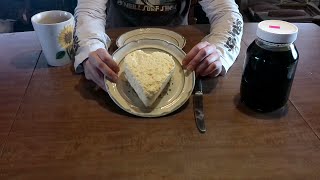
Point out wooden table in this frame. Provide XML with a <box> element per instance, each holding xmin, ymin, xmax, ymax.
<box><xmin>0</xmin><ymin>23</ymin><xmax>320</xmax><ymax>179</ymax></box>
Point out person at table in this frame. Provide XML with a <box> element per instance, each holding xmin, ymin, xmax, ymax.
<box><xmin>73</xmin><ymin>0</ymin><xmax>243</xmax><ymax>90</ymax></box>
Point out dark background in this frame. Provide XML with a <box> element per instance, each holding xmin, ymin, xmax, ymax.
<box><xmin>0</xmin><ymin>0</ymin><xmax>319</xmax><ymax>33</ymax></box>
<box><xmin>0</xmin><ymin>0</ymin><xmax>77</xmax><ymax>32</ymax></box>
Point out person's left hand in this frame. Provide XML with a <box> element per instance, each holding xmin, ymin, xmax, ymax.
<box><xmin>182</xmin><ymin>41</ymin><xmax>222</xmax><ymax>77</ymax></box>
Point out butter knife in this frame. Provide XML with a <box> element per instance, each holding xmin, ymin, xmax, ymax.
<box><xmin>193</xmin><ymin>78</ymin><xmax>206</xmax><ymax>133</ymax></box>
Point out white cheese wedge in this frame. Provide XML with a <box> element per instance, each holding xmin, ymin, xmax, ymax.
<box><xmin>124</xmin><ymin>50</ymin><xmax>175</xmax><ymax>107</ymax></box>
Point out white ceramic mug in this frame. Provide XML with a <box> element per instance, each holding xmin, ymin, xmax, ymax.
<box><xmin>31</xmin><ymin>10</ymin><xmax>75</xmax><ymax>66</ymax></box>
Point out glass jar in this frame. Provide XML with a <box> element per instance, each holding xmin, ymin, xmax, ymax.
<box><xmin>240</xmin><ymin>20</ymin><xmax>299</xmax><ymax>113</ymax></box>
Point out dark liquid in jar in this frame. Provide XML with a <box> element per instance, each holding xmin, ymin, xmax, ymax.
<box><xmin>240</xmin><ymin>39</ymin><xmax>299</xmax><ymax>112</ymax></box>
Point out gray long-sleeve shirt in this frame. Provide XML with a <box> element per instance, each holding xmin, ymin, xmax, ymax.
<box><xmin>74</xmin><ymin>0</ymin><xmax>243</xmax><ymax>74</ymax></box>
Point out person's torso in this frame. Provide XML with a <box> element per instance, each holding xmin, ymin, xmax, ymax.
<box><xmin>106</xmin><ymin>0</ymin><xmax>191</xmax><ymax>28</ymax></box>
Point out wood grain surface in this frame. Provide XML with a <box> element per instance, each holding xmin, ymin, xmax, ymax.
<box><xmin>0</xmin><ymin>32</ymin><xmax>41</xmax><ymax>151</ymax></box>
<box><xmin>0</xmin><ymin>24</ymin><xmax>320</xmax><ymax>179</ymax></box>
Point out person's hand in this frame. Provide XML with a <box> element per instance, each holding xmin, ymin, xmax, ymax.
<box><xmin>182</xmin><ymin>41</ymin><xmax>222</xmax><ymax>77</ymax></box>
<box><xmin>83</xmin><ymin>48</ymin><xmax>120</xmax><ymax>91</ymax></box>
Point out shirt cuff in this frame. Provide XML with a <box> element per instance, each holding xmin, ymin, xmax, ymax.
<box><xmin>219</xmin><ymin>55</ymin><xmax>229</xmax><ymax>76</ymax></box>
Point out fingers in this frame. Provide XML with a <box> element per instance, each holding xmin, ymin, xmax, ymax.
<box><xmin>207</xmin><ymin>68</ymin><xmax>222</xmax><ymax>78</ymax></box>
<box><xmin>96</xmin><ymin>48</ymin><xmax>120</xmax><ymax>74</ymax></box>
<box><xmin>202</xmin><ymin>60</ymin><xmax>222</xmax><ymax>77</ymax></box>
<box><xmin>195</xmin><ymin>51</ymin><xmax>220</xmax><ymax>76</ymax></box>
<box><xmin>88</xmin><ymin>49</ymin><xmax>118</xmax><ymax>82</ymax></box>
<box><xmin>84</xmin><ymin>60</ymin><xmax>92</xmax><ymax>80</ymax></box>
<box><xmin>183</xmin><ymin>42</ymin><xmax>222</xmax><ymax>77</ymax></box>
<box><xmin>182</xmin><ymin>41</ymin><xmax>210</xmax><ymax>68</ymax></box>
<box><xmin>83</xmin><ymin>48</ymin><xmax>119</xmax><ymax>92</ymax></box>
<box><xmin>84</xmin><ymin>60</ymin><xmax>106</xmax><ymax>91</ymax></box>
<box><xmin>186</xmin><ymin>44</ymin><xmax>216</xmax><ymax>71</ymax></box>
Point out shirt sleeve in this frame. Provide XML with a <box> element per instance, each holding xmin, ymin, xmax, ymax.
<box><xmin>73</xmin><ymin>0</ymin><xmax>111</xmax><ymax>73</ymax></box>
<box><xmin>199</xmin><ymin>0</ymin><xmax>243</xmax><ymax>75</ymax></box>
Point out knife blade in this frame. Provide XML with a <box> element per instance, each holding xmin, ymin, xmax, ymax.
<box><xmin>193</xmin><ymin>78</ymin><xmax>206</xmax><ymax>133</ymax></box>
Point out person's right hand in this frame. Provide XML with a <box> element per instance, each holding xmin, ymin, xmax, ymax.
<box><xmin>83</xmin><ymin>48</ymin><xmax>120</xmax><ymax>91</ymax></box>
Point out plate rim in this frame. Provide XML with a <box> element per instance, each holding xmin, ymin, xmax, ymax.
<box><xmin>105</xmin><ymin>39</ymin><xmax>195</xmax><ymax>117</ymax></box>
<box><xmin>116</xmin><ymin>28</ymin><xmax>186</xmax><ymax>49</ymax></box>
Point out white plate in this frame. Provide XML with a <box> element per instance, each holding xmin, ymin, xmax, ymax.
<box><xmin>116</xmin><ymin>28</ymin><xmax>186</xmax><ymax>48</ymax></box>
<box><xmin>105</xmin><ymin>39</ymin><xmax>195</xmax><ymax>117</ymax></box>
